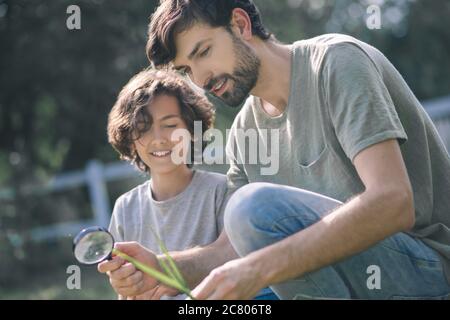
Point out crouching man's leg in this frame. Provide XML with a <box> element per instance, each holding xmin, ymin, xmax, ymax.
<box><xmin>225</xmin><ymin>183</ymin><xmax>450</xmax><ymax>300</ymax></box>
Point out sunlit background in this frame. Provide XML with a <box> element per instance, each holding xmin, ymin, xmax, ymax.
<box><xmin>1</xmin><ymin>0</ymin><xmax>449</xmax><ymax>299</ymax></box>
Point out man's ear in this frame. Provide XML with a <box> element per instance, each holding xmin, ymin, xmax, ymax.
<box><xmin>230</xmin><ymin>8</ymin><xmax>253</xmax><ymax>41</ymax></box>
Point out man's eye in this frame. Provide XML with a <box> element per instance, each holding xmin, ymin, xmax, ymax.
<box><xmin>179</xmin><ymin>68</ymin><xmax>191</xmax><ymax>76</ymax></box>
<box><xmin>199</xmin><ymin>47</ymin><xmax>210</xmax><ymax>58</ymax></box>
<box><xmin>165</xmin><ymin>124</ymin><xmax>177</xmax><ymax>128</ymax></box>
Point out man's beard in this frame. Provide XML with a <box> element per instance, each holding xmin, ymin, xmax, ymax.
<box><xmin>213</xmin><ymin>33</ymin><xmax>261</xmax><ymax>108</ymax></box>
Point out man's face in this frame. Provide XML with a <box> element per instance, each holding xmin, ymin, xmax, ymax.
<box><xmin>173</xmin><ymin>24</ymin><xmax>260</xmax><ymax>107</ymax></box>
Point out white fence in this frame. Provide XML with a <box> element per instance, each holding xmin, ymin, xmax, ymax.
<box><xmin>1</xmin><ymin>97</ymin><xmax>450</xmax><ymax>242</ymax></box>
<box><xmin>21</xmin><ymin>161</ymin><xmax>142</xmax><ymax>242</ymax></box>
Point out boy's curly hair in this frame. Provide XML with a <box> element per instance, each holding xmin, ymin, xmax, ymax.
<box><xmin>107</xmin><ymin>68</ymin><xmax>215</xmax><ymax>173</ymax></box>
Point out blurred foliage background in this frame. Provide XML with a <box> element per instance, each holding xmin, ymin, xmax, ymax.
<box><xmin>0</xmin><ymin>0</ymin><xmax>449</xmax><ymax>299</ymax></box>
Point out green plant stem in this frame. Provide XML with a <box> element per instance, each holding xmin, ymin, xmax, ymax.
<box><xmin>112</xmin><ymin>248</ymin><xmax>194</xmax><ymax>299</ymax></box>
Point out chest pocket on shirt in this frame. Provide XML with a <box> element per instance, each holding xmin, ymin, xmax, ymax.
<box><xmin>295</xmin><ymin>142</ymin><xmax>362</xmax><ymax>201</ymax></box>
<box><xmin>294</xmin><ymin>117</ymin><xmax>329</xmax><ymax>171</ymax></box>
<box><xmin>297</xmin><ymin>144</ymin><xmax>329</xmax><ymax>174</ymax></box>
<box><xmin>292</xmin><ymin>101</ymin><xmax>329</xmax><ymax>172</ymax></box>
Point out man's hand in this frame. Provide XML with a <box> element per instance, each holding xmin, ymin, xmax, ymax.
<box><xmin>191</xmin><ymin>257</ymin><xmax>265</xmax><ymax>300</ymax></box>
<box><xmin>97</xmin><ymin>242</ymin><xmax>162</xmax><ymax>297</ymax></box>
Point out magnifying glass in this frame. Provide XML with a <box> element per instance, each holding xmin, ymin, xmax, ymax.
<box><xmin>72</xmin><ymin>226</ymin><xmax>194</xmax><ymax>299</ymax></box>
<box><xmin>73</xmin><ymin>226</ymin><xmax>114</xmax><ymax>265</ymax></box>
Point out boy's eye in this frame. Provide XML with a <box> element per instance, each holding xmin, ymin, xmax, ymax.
<box><xmin>165</xmin><ymin>124</ymin><xmax>177</xmax><ymax>128</ymax></box>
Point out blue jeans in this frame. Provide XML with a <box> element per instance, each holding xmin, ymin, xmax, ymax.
<box><xmin>254</xmin><ymin>287</ymin><xmax>279</xmax><ymax>300</ymax></box>
<box><xmin>225</xmin><ymin>183</ymin><xmax>450</xmax><ymax>300</ymax></box>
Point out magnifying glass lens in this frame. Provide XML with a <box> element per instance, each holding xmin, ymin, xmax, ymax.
<box><xmin>73</xmin><ymin>227</ymin><xmax>114</xmax><ymax>265</ymax></box>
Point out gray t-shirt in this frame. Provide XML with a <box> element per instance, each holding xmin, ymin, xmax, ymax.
<box><xmin>109</xmin><ymin>169</ymin><xmax>228</xmax><ymax>254</ymax></box>
<box><xmin>226</xmin><ymin>34</ymin><xmax>450</xmax><ymax>282</ymax></box>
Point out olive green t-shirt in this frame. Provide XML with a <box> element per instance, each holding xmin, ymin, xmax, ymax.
<box><xmin>226</xmin><ymin>34</ymin><xmax>450</xmax><ymax>283</ymax></box>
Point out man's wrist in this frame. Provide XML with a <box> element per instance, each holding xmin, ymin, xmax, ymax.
<box><xmin>246</xmin><ymin>249</ymin><xmax>278</xmax><ymax>287</ymax></box>
<box><xmin>246</xmin><ymin>243</ymin><xmax>300</xmax><ymax>286</ymax></box>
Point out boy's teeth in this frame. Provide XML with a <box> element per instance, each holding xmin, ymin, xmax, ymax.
<box><xmin>152</xmin><ymin>151</ymin><xmax>170</xmax><ymax>157</ymax></box>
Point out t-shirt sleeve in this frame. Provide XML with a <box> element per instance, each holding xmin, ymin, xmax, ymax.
<box><xmin>108</xmin><ymin>197</ymin><xmax>125</xmax><ymax>242</ymax></box>
<box><xmin>321</xmin><ymin>43</ymin><xmax>408</xmax><ymax>162</ymax></box>
<box><xmin>215</xmin><ymin>180</ymin><xmax>230</xmax><ymax>233</ymax></box>
<box><xmin>225</xmin><ymin>123</ymin><xmax>249</xmax><ymax>194</ymax></box>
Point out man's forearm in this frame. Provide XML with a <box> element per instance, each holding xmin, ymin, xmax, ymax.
<box><xmin>158</xmin><ymin>232</ymin><xmax>239</xmax><ymax>289</ymax></box>
<box><xmin>249</xmin><ymin>188</ymin><xmax>414</xmax><ymax>287</ymax></box>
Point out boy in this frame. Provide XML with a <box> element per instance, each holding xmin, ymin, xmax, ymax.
<box><xmin>106</xmin><ymin>69</ymin><xmax>229</xmax><ymax>299</ymax></box>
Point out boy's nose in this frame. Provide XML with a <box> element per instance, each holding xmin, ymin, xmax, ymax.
<box><xmin>150</xmin><ymin>130</ymin><xmax>169</xmax><ymax>147</ymax></box>
<box><xmin>153</xmin><ymin>139</ymin><xmax>169</xmax><ymax>148</ymax></box>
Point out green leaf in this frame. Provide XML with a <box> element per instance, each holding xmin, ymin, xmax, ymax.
<box><xmin>148</xmin><ymin>226</ymin><xmax>187</xmax><ymax>288</ymax></box>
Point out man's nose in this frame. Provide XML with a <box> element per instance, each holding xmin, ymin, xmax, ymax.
<box><xmin>191</xmin><ymin>66</ymin><xmax>212</xmax><ymax>90</ymax></box>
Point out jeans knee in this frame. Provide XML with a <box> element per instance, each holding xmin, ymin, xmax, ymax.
<box><xmin>224</xmin><ymin>183</ymin><xmax>282</xmax><ymax>255</ymax></box>
<box><xmin>225</xmin><ymin>183</ymin><xmax>275</xmax><ymax>233</ymax></box>
<box><xmin>224</xmin><ymin>183</ymin><xmax>331</xmax><ymax>256</ymax></box>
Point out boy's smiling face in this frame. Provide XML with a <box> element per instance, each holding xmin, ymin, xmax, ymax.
<box><xmin>133</xmin><ymin>94</ymin><xmax>190</xmax><ymax>174</ymax></box>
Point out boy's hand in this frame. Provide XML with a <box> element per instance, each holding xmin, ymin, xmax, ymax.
<box><xmin>132</xmin><ymin>285</ymin><xmax>180</xmax><ymax>300</ymax></box>
<box><xmin>97</xmin><ymin>242</ymin><xmax>161</xmax><ymax>296</ymax></box>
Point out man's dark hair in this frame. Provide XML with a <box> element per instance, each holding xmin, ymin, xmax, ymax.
<box><xmin>147</xmin><ymin>0</ymin><xmax>271</xmax><ymax>67</ymax></box>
